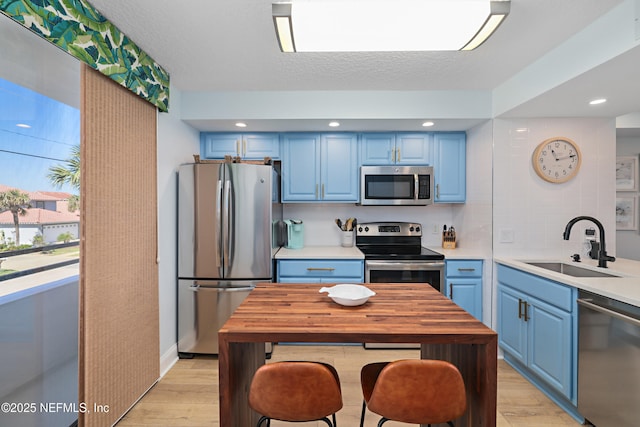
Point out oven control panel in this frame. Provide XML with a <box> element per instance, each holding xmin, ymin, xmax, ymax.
<box><xmin>356</xmin><ymin>222</ymin><xmax>422</xmax><ymax>237</ymax></box>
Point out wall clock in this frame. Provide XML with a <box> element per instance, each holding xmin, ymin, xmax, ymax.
<box><xmin>532</xmin><ymin>137</ymin><xmax>582</xmax><ymax>183</ymax></box>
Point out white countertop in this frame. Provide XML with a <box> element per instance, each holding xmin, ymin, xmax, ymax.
<box><xmin>495</xmin><ymin>257</ymin><xmax>640</xmax><ymax>307</ymax></box>
<box><xmin>275</xmin><ymin>246</ymin><xmax>365</xmax><ymax>259</ymax></box>
<box><xmin>430</xmin><ymin>247</ymin><xmax>486</xmax><ymax>259</ymax></box>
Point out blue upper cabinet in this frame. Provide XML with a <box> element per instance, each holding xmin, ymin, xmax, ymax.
<box><xmin>396</xmin><ymin>133</ymin><xmax>433</xmax><ymax>164</ymax></box>
<box><xmin>282</xmin><ymin>133</ymin><xmax>359</xmax><ymax>202</ymax></box>
<box><xmin>281</xmin><ymin>134</ymin><xmax>321</xmax><ymax>201</ymax></box>
<box><xmin>201</xmin><ymin>133</ymin><xmax>280</xmax><ymax>160</ymax></box>
<box><xmin>433</xmin><ymin>132</ymin><xmax>466</xmax><ymax>203</ymax></box>
<box><xmin>361</xmin><ymin>133</ymin><xmax>432</xmax><ymax>165</ymax></box>
<box><xmin>360</xmin><ymin>133</ymin><xmax>396</xmax><ymax>165</ymax></box>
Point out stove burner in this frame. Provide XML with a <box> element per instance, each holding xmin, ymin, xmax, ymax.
<box><xmin>355</xmin><ymin>221</ymin><xmax>444</xmax><ymax>261</ymax></box>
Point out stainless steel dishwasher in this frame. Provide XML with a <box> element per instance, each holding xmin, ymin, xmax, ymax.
<box><xmin>578</xmin><ymin>290</ymin><xmax>640</xmax><ymax>427</ymax></box>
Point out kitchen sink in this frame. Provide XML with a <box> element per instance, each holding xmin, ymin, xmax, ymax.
<box><xmin>525</xmin><ymin>262</ymin><xmax>621</xmax><ymax>278</ymax></box>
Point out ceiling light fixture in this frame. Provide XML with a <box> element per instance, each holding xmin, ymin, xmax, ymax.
<box><xmin>272</xmin><ymin>0</ymin><xmax>510</xmax><ymax>53</ymax></box>
<box><xmin>589</xmin><ymin>98</ymin><xmax>607</xmax><ymax>105</ymax></box>
<box><xmin>328</xmin><ymin>121</ymin><xmax>340</xmax><ymax>127</ymax></box>
<box><xmin>422</xmin><ymin>121</ymin><xmax>435</xmax><ymax>127</ymax></box>
<box><xmin>235</xmin><ymin>122</ymin><xmax>247</xmax><ymax>128</ymax></box>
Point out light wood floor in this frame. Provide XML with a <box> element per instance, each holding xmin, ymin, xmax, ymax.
<box><xmin>117</xmin><ymin>344</ymin><xmax>582</xmax><ymax>427</ymax></box>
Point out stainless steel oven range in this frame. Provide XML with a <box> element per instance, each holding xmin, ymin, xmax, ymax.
<box><xmin>356</xmin><ymin>221</ymin><xmax>445</xmax><ymax>349</ymax></box>
<box><xmin>356</xmin><ymin>221</ymin><xmax>444</xmax><ymax>289</ymax></box>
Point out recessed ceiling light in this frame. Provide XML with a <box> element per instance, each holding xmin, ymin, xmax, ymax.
<box><xmin>16</xmin><ymin>123</ymin><xmax>31</xmax><ymax>128</ymax></box>
<box><xmin>329</xmin><ymin>121</ymin><xmax>340</xmax><ymax>127</ymax></box>
<box><xmin>589</xmin><ymin>98</ymin><xmax>607</xmax><ymax>105</ymax></box>
<box><xmin>422</xmin><ymin>121</ymin><xmax>435</xmax><ymax>127</ymax></box>
<box><xmin>235</xmin><ymin>122</ymin><xmax>247</xmax><ymax>128</ymax></box>
<box><xmin>515</xmin><ymin>127</ymin><xmax>528</xmax><ymax>133</ymax></box>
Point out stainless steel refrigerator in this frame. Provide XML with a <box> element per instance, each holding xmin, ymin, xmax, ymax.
<box><xmin>177</xmin><ymin>162</ymin><xmax>273</xmax><ymax>356</ymax></box>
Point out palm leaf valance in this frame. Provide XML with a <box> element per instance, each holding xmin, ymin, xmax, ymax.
<box><xmin>0</xmin><ymin>0</ymin><xmax>170</xmax><ymax>112</ymax></box>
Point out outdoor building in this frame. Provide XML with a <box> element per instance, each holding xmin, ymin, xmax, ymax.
<box><xmin>0</xmin><ymin>184</ymin><xmax>79</xmax><ymax>246</ymax></box>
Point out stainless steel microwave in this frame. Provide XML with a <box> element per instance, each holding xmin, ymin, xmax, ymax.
<box><xmin>360</xmin><ymin>165</ymin><xmax>434</xmax><ymax>206</ymax></box>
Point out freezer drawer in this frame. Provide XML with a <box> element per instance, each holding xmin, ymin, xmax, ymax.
<box><xmin>178</xmin><ymin>280</ymin><xmax>253</xmax><ymax>355</ymax></box>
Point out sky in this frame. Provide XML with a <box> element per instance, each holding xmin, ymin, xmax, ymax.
<box><xmin>0</xmin><ymin>77</ymin><xmax>79</xmax><ymax>193</ymax></box>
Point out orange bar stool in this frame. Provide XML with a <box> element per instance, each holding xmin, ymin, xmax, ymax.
<box><xmin>249</xmin><ymin>361</ymin><xmax>343</xmax><ymax>427</ymax></box>
<box><xmin>359</xmin><ymin>359</ymin><xmax>467</xmax><ymax>427</ymax></box>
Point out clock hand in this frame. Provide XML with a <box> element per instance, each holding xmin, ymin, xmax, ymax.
<box><xmin>551</xmin><ymin>149</ymin><xmax>558</xmax><ymax>159</ymax></box>
<box><xmin>556</xmin><ymin>154</ymin><xmax>577</xmax><ymax>161</ymax></box>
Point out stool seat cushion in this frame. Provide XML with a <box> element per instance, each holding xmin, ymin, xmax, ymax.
<box><xmin>361</xmin><ymin>359</ymin><xmax>466</xmax><ymax>425</ymax></box>
<box><xmin>249</xmin><ymin>361</ymin><xmax>343</xmax><ymax>422</ymax></box>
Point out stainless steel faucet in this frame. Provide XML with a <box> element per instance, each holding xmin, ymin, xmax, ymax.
<box><xmin>563</xmin><ymin>216</ymin><xmax>615</xmax><ymax>268</ymax></box>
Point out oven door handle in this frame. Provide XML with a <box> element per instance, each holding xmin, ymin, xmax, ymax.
<box><xmin>366</xmin><ymin>261</ymin><xmax>445</xmax><ymax>270</ymax></box>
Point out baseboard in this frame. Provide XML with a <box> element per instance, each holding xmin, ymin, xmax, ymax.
<box><xmin>160</xmin><ymin>343</ymin><xmax>179</xmax><ymax>378</ymax></box>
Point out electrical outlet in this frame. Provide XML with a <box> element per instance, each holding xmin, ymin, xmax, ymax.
<box><xmin>432</xmin><ymin>224</ymin><xmax>440</xmax><ymax>234</ymax></box>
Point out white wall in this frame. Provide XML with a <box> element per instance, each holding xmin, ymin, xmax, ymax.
<box><xmin>156</xmin><ymin>86</ymin><xmax>200</xmax><ymax>373</ymax></box>
<box><xmin>493</xmin><ymin>118</ymin><xmax>616</xmax><ymax>259</ymax></box>
<box><xmin>616</xmin><ymin>135</ymin><xmax>640</xmax><ymax>260</ymax></box>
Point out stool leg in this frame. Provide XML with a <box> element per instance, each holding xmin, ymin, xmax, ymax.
<box><xmin>333</xmin><ymin>412</ymin><xmax>337</xmax><ymax>426</ymax></box>
<box><xmin>377</xmin><ymin>417</ymin><xmax>389</xmax><ymax>427</ymax></box>
<box><xmin>359</xmin><ymin>401</ymin><xmax>366</xmax><ymax>427</ymax></box>
<box><xmin>320</xmin><ymin>416</ymin><xmax>333</xmax><ymax>427</ymax></box>
<box><xmin>256</xmin><ymin>415</ymin><xmax>269</xmax><ymax>427</ymax></box>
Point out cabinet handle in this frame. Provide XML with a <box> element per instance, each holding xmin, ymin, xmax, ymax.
<box><xmin>236</xmin><ymin>140</ymin><xmax>241</xmax><ymax>156</ymax></box>
<box><xmin>243</xmin><ymin>139</ymin><xmax>247</xmax><ymax>157</ymax></box>
<box><xmin>315</xmin><ymin>184</ymin><xmax>318</xmax><ymax>198</ymax></box>
<box><xmin>518</xmin><ymin>298</ymin><xmax>524</xmax><ymax>319</ymax></box>
<box><xmin>307</xmin><ymin>267</ymin><xmax>335</xmax><ymax>271</ymax></box>
<box><xmin>397</xmin><ymin>147</ymin><xmax>401</xmax><ymax>162</ymax></box>
<box><xmin>523</xmin><ymin>302</ymin><xmax>530</xmax><ymax>322</ymax></box>
<box><xmin>322</xmin><ymin>183</ymin><xmax>325</xmax><ymax>199</ymax></box>
<box><xmin>449</xmin><ymin>283</ymin><xmax>453</xmax><ymax>299</ymax></box>
<box><xmin>391</xmin><ymin>149</ymin><xmax>395</xmax><ymax>163</ymax></box>
<box><xmin>436</xmin><ymin>183</ymin><xmax>440</xmax><ymax>199</ymax></box>
<box><xmin>457</xmin><ymin>268</ymin><xmax>476</xmax><ymax>272</ymax></box>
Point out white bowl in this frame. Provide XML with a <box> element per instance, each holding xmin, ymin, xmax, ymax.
<box><xmin>319</xmin><ymin>284</ymin><xmax>375</xmax><ymax>306</ymax></box>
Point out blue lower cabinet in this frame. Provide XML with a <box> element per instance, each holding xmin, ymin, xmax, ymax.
<box><xmin>445</xmin><ymin>260</ymin><xmax>482</xmax><ymax>320</ymax></box>
<box><xmin>277</xmin><ymin>259</ymin><xmax>364</xmax><ymax>283</ymax></box>
<box><xmin>497</xmin><ymin>264</ymin><xmax>582</xmax><ymax>423</ymax></box>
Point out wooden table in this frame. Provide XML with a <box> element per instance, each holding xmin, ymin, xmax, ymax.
<box><xmin>218</xmin><ymin>283</ymin><xmax>497</xmax><ymax>427</ymax></box>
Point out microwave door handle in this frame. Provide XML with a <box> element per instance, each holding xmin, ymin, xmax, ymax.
<box><xmin>414</xmin><ymin>174</ymin><xmax>419</xmax><ymax>200</ymax></box>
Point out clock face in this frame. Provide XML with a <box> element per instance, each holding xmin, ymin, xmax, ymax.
<box><xmin>532</xmin><ymin>137</ymin><xmax>582</xmax><ymax>183</ymax></box>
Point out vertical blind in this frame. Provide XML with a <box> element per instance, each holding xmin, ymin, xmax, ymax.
<box><xmin>79</xmin><ymin>64</ymin><xmax>159</xmax><ymax>426</ymax></box>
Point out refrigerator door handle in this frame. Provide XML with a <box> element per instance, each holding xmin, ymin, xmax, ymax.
<box><xmin>216</xmin><ymin>179</ymin><xmax>223</xmax><ymax>274</ymax></box>
<box><xmin>223</xmin><ymin>179</ymin><xmax>231</xmax><ymax>272</ymax></box>
<box><xmin>189</xmin><ymin>284</ymin><xmax>254</xmax><ymax>292</ymax></box>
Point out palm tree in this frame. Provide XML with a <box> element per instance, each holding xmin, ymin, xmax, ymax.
<box><xmin>48</xmin><ymin>144</ymin><xmax>80</xmax><ymax>189</ymax></box>
<box><xmin>0</xmin><ymin>189</ymin><xmax>31</xmax><ymax>246</ymax></box>
<box><xmin>48</xmin><ymin>144</ymin><xmax>80</xmax><ymax>211</ymax></box>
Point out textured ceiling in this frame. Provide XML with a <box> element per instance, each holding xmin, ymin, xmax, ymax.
<box><xmin>87</xmin><ymin>0</ymin><xmax>622</xmax><ymax>92</ymax></box>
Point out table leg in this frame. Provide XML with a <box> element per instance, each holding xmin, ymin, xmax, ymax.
<box><xmin>421</xmin><ymin>338</ymin><xmax>497</xmax><ymax>427</ymax></box>
<box><xmin>218</xmin><ymin>338</ymin><xmax>265</xmax><ymax>427</ymax></box>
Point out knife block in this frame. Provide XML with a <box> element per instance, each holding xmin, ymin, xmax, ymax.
<box><xmin>442</xmin><ymin>232</ymin><xmax>457</xmax><ymax>249</ymax></box>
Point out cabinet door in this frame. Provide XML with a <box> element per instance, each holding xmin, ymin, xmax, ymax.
<box><xmin>433</xmin><ymin>132</ymin><xmax>466</xmax><ymax>203</ymax></box>
<box><xmin>243</xmin><ymin>133</ymin><xmax>280</xmax><ymax>159</ymax></box>
<box><xmin>321</xmin><ymin>134</ymin><xmax>359</xmax><ymax>201</ymax></box>
<box><xmin>282</xmin><ymin>134</ymin><xmax>321</xmax><ymax>201</ymax></box>
<box><xmin>396</xmin><ymin>133</ymin><xmax>432</xmax><ymax>165</ymax></box>
<box><xmin>528</xmin><ymin>297</ymin><xmax>573</xmax><ymax>399</ymax></box>
<box><xmin>360</xmin><ymin>133</ymin><xmax>396</xmax><ymax>165</ymax></box>
<box><xmin>498</xmin><ymin>286</ymin><xmax>528</xmax><ymax>365</ymax></box>
<box><xmin>201</xmin><ymin>133</ymin><xmax>241</xmax><ymax>158</ymax></box>
<box><xmin>447</xmin><ymin>278</ymin><xmax>482</xmax><ymax>320</ymax></box>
